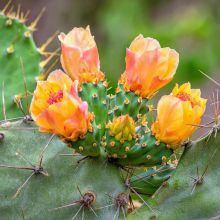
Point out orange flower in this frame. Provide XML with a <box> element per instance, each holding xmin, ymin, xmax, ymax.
<box><xmin>58</xmin><ymin>26</ymin><xmax>104</xmax><ymax>84</ymax></box>
<box><xmin>151</xmin><ymin>83</ymin><xmax>207</xmax><ymax>149</ymax></box>
<box><xmin>30</xmin><ymin>69</ymin><xmax>92</xmax><ymax>141</ymax></box>
<box><xmin>120</xmin><ymin>35</ymin><xmax>179</xmax><ymax>98</ymax></box>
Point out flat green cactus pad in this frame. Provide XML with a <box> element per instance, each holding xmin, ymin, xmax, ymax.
<box><xmin>0</xmin><ymin>121</ymin><xmax>126</xmax><ymax>220</ymax></box>
<box><xmin>0</xmin><ymin>14</ymin><xmax>41</xmax><ymax>118</ymax></box>
<box><xmin>129</xmin><ymin>131</ymin><xmax>220</xmax><ymax>219</ymax></box>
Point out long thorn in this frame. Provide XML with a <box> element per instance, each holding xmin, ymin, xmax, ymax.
<box><xmin>210</xmin><ymin>214</ymin><xmax>220</xmax><ymax>220</ymax></box>
<box><xmin>40</xmin><ymin>170</ymin><xmax>49</xmax><ymax>177</ymax></box>
<box><xmin>15</xmin><ymin>151</ymin><xmax>34</xmax><ymax>167</ymax></box>
<box><xmin>72</xmin><ymin>205</ymin><xmax>83</xmax><ymax>220</ymax></box>
<box><xmin>191</xmin><ymin>183</ymin><xmax>197</xmax><ymax>195</ymax></box>
<box><xmin>39</xmin><ymin>31</ymin><xmax>59</xmax><ymax>53</ymax></box>
<box><xmin>13</xmin><ymin>172</ymin><xmax>35</xmax><ymax>198</ymax></box>
<box><xmin>199</xmin><ymin>70</ymin><xmax>220</xmax><ymax>87</ymax></box>
<box><xmin>29</xmin><ymin>8</ymin><xmax>46</xmax><ymax>31</ymax></box>
<box><xmin>0</xmin><ymin>127</ymin><xmax>38</xmax><ymax>130</ymax></box>
<box><xmin>0</xmin><ymin>165</ymin><xmax>34</xmax><ymax>170</ymax></box>
<box><xmin>49</xmin><ymin>202</ymin><xmax>78</xmax><ymax>211</ymax></box>
<box><xmin>44</xmin><ymin>58</ymin><xmax>59</xmax><ymax>76</ymax></box>
<box><xmin>2</xmin><ymin>81</ymin><xmax>6</xmax><ymax>122</ymax></box>
<box><xmin>82</xmin><ymin>207</ymin><xmax>84</xmax><ymax>220</ymax></box>
<box><xmin>59</xmin><ymin>153</ymin><xmax>81</xmax><ymax>156</ymax></box>
<box><xmin>89</xmin><ymin>206</ymin><xmax>99</xmax><ymax>218</ymax></box>
<box><xmin>130</xmin><ymin>186</ymin><xmax>156</xmax><ymax>215</ymax></box>
<box><xmin>201</xmin><ymin>149</ymin><xmax>217</xmax><ymax>177</ymax></box>
<box><xmin>1</xmin><ymin>0</ymin><xmax>12</xmax><ymax>14</ymax></box>
<box><xmin>0</xmin><ymin>116</ymin><xmax>24</xmax><ymax>123</ymax></box>
<box><xmin>20</xmin><ymin>57</ymin><xmax>29</xmax><ymax>113</ymax></box>
<box><xmin>16</xmin><ymin>4</ymin><xmax>21</xmax><ymax>19</ymax></box>
<box><xmin>6</xmin><ymin>5</ymin><xmax>14</xmax><ymax>17</ymax></box>
<box><xmin>77</xmin><ymin>156</ymin><xmax>89</xmax><ymax>164</ymax></box>
<box><xmin>77</xmin><ymin>186</ymin><xmax>83</xmax><ymax>197</ymax></box>
<box><xmin>38</xmin><ymin>134</ymin><xmax>55</xmax><ymax>166</ymax></box>
<box><xmin>40</xmin><ymin>48</ymin><xmax>60</xmax><ymax>68</ymax></box>
<box><xmin>121</xmin><ymin>207</ymin><xmax>127</xmax><ymax>220</ymax></box>
<box><xmin>131</xmin><ymin>167</ymin><xmax>174</xmax><ymax>184</ymax></box>
<box><xmin>20</xmin><ymin>208</ymin><xmax>25</xmax><ymax>220</ymax></box>
<box><xmin>152</xmin><ymin>182</ymin><xmax>167</xmax><ymax>199</ymax></box>
<box><xmin>112</xmin><ymin>206</ymin><xmax>120</xmax><ymax>220</ymax></box>
<box><xmin>95</xmin><ymin>204</ymin><xmax>114</xmax><ymax>210</ymax></box>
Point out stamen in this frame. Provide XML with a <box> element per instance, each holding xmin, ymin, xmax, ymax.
<box><xmin>176</xmin><ymin>92</ymin><xmax>197</xmax><ymax>107</ymax></box>
<box><xmin>47</xmin><ymin>90</ymin><xmax>63</xmax><ymax>105</ymax></box>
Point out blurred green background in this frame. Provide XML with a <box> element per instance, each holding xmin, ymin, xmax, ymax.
<box><xmin>1</xmin><ymin>0</ymin><xmax>220</xmax><ymax>113</ymax></box>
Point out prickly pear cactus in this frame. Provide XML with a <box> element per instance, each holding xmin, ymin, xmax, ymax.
<box><xmin>130</xmin><ymin>122</ymin><xmax>220</xmax><ymax>220</ymax></box>
<box><xmin>0</xmin><ymin>121</ymin><xmax>127</xmax><ymax>219</ymax></box>
<box><xmin>0</xmin><ymin>2</ymin><xmax>216</xmax><ymax>220</ymax></box>
<box><xmin>0</xmin><ymin>3</ymin><xmax>56</xmax><ymax>118</ymax></box>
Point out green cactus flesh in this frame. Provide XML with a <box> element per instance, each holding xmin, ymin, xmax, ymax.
<box><xmin>0</xmin><ymin>120</ymin><xmax>128</xmax><ymax>220</ymax></box>
<box><xmin>113</xmin><ymin>126</ymin><xmax>173</xmax><ymax>166</ymax></box>
<box><xmin>108</xmin><ymin>84</ymin><xmax>149</xmax><ymax>121</ymax></box>
<box><xmin>69</xmin><ymin>81</ymin><xmax>173</xmax><ymax>167</ymax></box>
<box><xmin>0</xmin><ymin>13</ymin><xmax>41</xmax><ymax>118</ymax></box>
<box><xmin>79</xmin><ymin>82</ymin><xmax>108</xmax><ymax>136</ymax></box>
<box><xmin>129</xmin><ymin>131</ymin><xmax>220</xmax><ymax>219</ymax></box>
<box><xmin>130</xmin><ymin>164</ymin><xmax>175</xmax><ymax>196</ymax></box>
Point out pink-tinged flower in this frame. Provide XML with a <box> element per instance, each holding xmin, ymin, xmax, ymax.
<box><xmin>58</xmin><ymin>26</ymin><xmax>104</xmax><ymax>84</ymax></box>
<box><xmin>30</xmin><ymin>69</ymin><xmax>93</xmax><ymax>141</ymax></box>
<box><xmin>120</xmin><ymin>35</ymin><xmax>179</xmax><ymax>98</ymax></box>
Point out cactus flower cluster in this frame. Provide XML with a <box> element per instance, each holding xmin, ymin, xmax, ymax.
<box><xmin>31</xmin><ymin>26</ymin><xmax>206</xmax><ymax>156</ymax></box>
<box><xmin>1</xmin><ymin>4</ymin><xmax>217</xmax><ymax>219</ymax></box>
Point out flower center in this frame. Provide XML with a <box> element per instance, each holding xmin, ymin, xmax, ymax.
<box><xmin>47</xmin><ymin>90</ymin><xmax>63</xmax><ymax>105</ymax></box>
<box><xmin>176</xmin><ymin>92</ymin><xmax>197</xmax><ymax>107</ymax></box>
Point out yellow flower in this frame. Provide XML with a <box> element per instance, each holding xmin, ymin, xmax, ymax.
<box><xmin>119</xmin><ymin>35</ymin><xmax>179</xmax><ymax>98</ymax></box>
<box><xmin>30</xmin><ymin>69</ymin><xmax>92</xmax><ymax>141</ymax></box>
<box><xmin>58</xmin><ymin>26</ymin><xmax>104</xmax><ymax>84</ymax></box>
<box><xmin>107</xmin><ymin>115</ymin><xmax>136</xmax><ymax>141</ymax></box>
<box><xmin>151</xmin><ymin>83</ymin><xmax>207</xmax><ymax>149</ymax></box>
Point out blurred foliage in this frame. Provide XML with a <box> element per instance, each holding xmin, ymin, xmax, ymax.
<box><xmin>95</xmin><ymin>0</ymin><xmax>220</xmax><ymax>91</ymax></box>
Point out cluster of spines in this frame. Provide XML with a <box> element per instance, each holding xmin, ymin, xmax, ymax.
<box><xmin>1</xmin><ymin>1</ymin><xmax>59</xmax><ymax>78</ymax></box>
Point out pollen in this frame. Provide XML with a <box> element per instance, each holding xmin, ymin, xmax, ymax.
<box><xmin>176</xmin><ymin>92</ymin><xmax>198</xmax><ymax>107</ymax></box>
<box><xmin>47</xmin><ymin>90</ymin><xmax>63</xmax><ymax>105</ymax></box>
